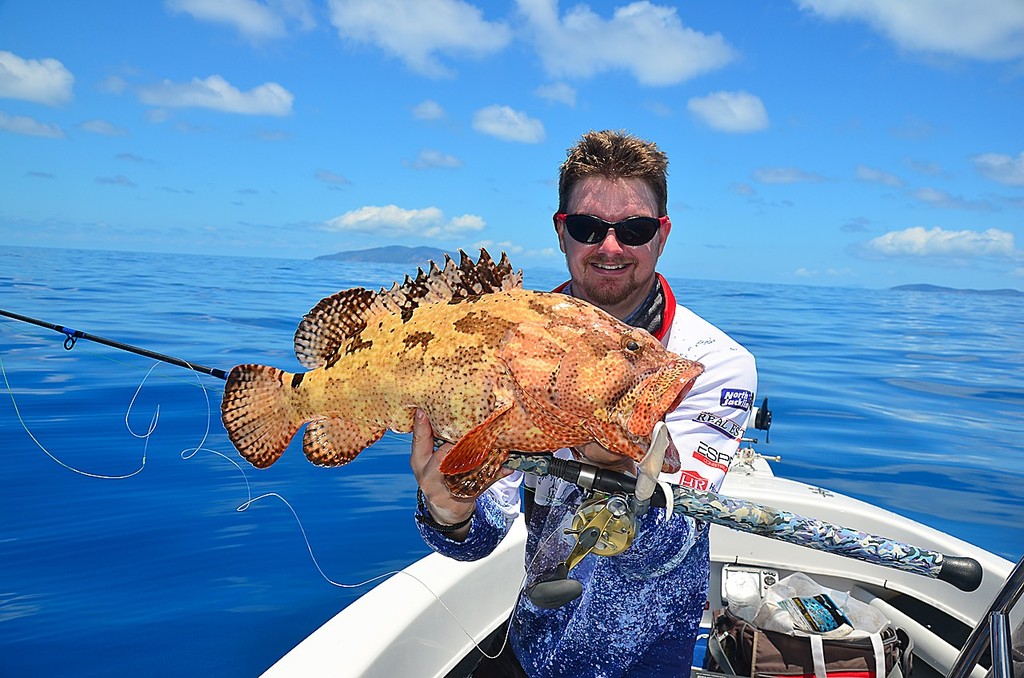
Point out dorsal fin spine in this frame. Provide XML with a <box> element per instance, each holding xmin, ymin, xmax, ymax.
<box><xmin>293</xmin><ymin>249</ymin><xmax>522</xmax><ymax>369</ymax></box>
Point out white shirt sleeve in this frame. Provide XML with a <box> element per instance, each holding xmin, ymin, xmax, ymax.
<box><xmin>660</xmin><ymin>304</ymin><xmax>758</xmax><ymax>493</ymax></box>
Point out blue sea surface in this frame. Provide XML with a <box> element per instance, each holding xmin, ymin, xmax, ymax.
<box><xmin>1</xmin><ymin>246</ymin><xmax>1022</xmax><ymax>676</ymax></box>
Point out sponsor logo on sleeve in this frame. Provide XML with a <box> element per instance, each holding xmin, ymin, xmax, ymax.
<box><xmin>720</xmin><ymin>388</ymin><xmax>753</xmax><ymax>411</ymax></box>
<box><xmin>693</xmin><ymin>411</ymin><xmax>744</xmax><ymax>439</ymax></box>
<box><xmin>692</xmin><ymin>441</ymin><xmax>730</xmax><ymax>473</ymax></box>
<box><xmin>677</xmin><ymin>470</ymin><xmax>709</xmax><ymax>491</ymax></box>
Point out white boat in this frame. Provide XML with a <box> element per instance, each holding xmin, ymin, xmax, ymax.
<box><xmin>263</xmin><ymin>418</ymin><xmax>1022</xmax><ymax>678</ymax></box>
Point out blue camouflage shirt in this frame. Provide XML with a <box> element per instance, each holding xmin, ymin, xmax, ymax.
<box><xmin>417</xmin><ymin>473</ymin><xmax>709</xmax><ymax>677</ymax></box>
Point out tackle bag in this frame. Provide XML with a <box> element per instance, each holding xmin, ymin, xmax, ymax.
<box><xmin>704</xmin><ymin>607</ymin><xmax>913</xmax><ymax>678</ymax></box>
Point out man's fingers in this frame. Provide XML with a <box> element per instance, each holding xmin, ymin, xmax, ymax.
<box><xmin>411</xmin><ymin>409</ymin><xmax>435</xmax><ymax>467</ymax></box>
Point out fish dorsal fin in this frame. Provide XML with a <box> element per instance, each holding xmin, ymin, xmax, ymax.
<box><xmin>294</xmin><ymin>249</ymin><xmax>522</xmax><ymax>369</ymax></box>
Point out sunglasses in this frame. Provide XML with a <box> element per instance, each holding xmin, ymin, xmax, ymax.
<box><xmin>554</xmin><ymin>213</ymin><xmax>669</xmax><ymax>247</ymax></box>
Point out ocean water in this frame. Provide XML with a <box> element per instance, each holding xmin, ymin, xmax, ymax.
<box><xmin>1</xmin><ymin>245</ymin><xmax>1021</xmax><ymax>677</ymax></box>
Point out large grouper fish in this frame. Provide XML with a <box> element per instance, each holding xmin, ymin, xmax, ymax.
<box><xmin>220</xmin><ymin>249</ymin><xmax>705</xmax><ymax>498</ymax></box>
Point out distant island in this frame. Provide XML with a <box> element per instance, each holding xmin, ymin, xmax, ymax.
<box><xmin>891</xmin><ymin>284</ymin><xmax>1024</xmax><ymax>297</ymax></box>
<box><xmin>315</xmin><ymin>245</ymin><xmax>450</xmax><ymax>265</ymax></box>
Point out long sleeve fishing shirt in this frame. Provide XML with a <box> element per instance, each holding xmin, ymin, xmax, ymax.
<box><xmin>416</xmin><ymin>284</ymin><xmax>758</xmax><ymax>677</ymax></box>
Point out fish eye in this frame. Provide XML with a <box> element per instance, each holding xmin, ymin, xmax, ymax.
<box><xmin>622</xmin><ymin>337</ymin><xmax>641</xmax><ymax>352</ymax></box>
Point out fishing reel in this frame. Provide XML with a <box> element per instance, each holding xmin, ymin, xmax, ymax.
<box><xmin>566</xmin><ymin>494</ymin><xmax>636</xmax><ymax>560</ymax></box>
<box><xmin>525</xmin><ymin>490</ymin><xmax>641</xmax><ymax>609</ymax></box>
<box><xmin>524</xmin><ymin>423</ymin><xmax>672</xmax><ymax>609</ymax></box>
<box><xmin>736</xmin><ymin>397</ymin><xmax>781</xmax><ymax>468</ymax></box>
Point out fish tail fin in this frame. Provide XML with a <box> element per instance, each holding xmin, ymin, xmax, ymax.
<box><xmin>221</xmin><ymin>364</ymin><xmax>303</xmax><ymax>468</ymax></box>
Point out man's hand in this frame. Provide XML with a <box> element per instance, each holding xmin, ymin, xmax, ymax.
<box><xmin>410</xmin><ymin>409</ymin><xmax>476</xmax><ymax>533</ymax></box>
<box><xmin>571</xmin><ymin>441</ymin><xmax>639</xmax><ymax>475</ymax></box>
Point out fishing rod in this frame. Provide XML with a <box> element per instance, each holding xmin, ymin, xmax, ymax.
<box><xmin>2</xmin><ymin>307</ymin><xmax>985</xmax><ymax>595</ymax></box>
<box><xmin>0</xmin><ymin>308</ymin><xmax>228</xmax><ymax>380</ymax></box>
<box><xmin>503</xmin><ymin>452</ymin><xmax>984</xmax><ymax>597</ymax></box>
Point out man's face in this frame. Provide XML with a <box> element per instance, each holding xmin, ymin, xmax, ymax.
<box><xmin>555</xmin><ymin>176</ymin><xmax>670</xmax><ymax>321</ymax></box>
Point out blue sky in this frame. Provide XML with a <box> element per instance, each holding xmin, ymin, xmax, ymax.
<box><xmin>1</xmin><ymin>0</ymin><xmax>1022</xmax><ymax>289</ymax></box>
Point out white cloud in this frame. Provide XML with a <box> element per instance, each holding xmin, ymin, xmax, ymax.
<box><xmin>753</xmin><ymin>167</ymin><xmax>825</xmax><ymax>184</ymax></box>
<box><xmin>96</xmin><ymin>175</ymin><xmax>137</xmax><ymax>188</ymax></box>
<box><xmin>0</xmin><ymin>51</ymin><xmax>74</xmax><ymax>105</ymax></box>
<box><xmin>519</xmin><ymin>0</ymin><xmax>736</xmax><ymax>86</ymax></box>
<box><xmin>0</xmin><ymin>112</ymin><xmax>64</xmax><ymax>138</ymax></box>
<box><xmin>137</xmin><ymin>75</ymin><xmax>293</xmax><ymax>116</ymax></box>
<box><xmin>472</xmin><ymin>105</ymin><xmax>545</xmax><ymax>143</ymax></box>
<box><xmin>687</xmin><ymin>91</ymin><xmax>768</xmax><ymax>133</ymax></box>
<box><xmin>166</xmin><ymin>0</ymin><xmax>315</xmax><ymax>40</ymax></box>
<box><xmin>473</xmin><ymin>239</ymin><xmax>524</xmax><ymax>256</ymax></box>
<box><xmin>863</xmin><ymin>226</ymin><xmax>1018</xmax><ymax>259</ymax></box>
<box><xmin>315</xmin><ymin>169</ymin><xmax>351</xmax><ymax>186</ymax></box>
<box><xmin>406</xmin><ymin>149</ymin><xmax>463</xmax><ymax>169</ymax></box>
<box><xmin>644</xmin><ymin>100</ymin><xmax>672</xmax><ymax>117</ymax></box>
<box><xmin>328</xmin><ymin>0</ymin><xmax>512</xmax><ymax>78</ymax></box>
<box><xmin>447</xmin><ymin>214</ymin><xmax>485</xmax><ymax>231</ymax></box>
<box><xmin>80</xmin><ymin>119</ymin><xmax>129</xmax><ymax>136</ymax></box>
<box><xmin>470</xmin><ymin>240</ymin><xmax>559</xmax><ymax>260</ymax></box>
<box><xmin>855</xmin><ymin>165</ymin><xmax>903</xmax><ymax>187</ymax></box>
<box><xmin>99</xmin><ymin>76</ymin><xmax>129</xmax><ymax>94</ymax></box>
<box><xmin>972</xmin><ymin>152</ymin><xmax>1024</xmax><ymax>187</ymax></box>
<box><xmin>908</xmin><ymin>187</ymin><xmax>993</xmax><ymax>211</ymax></box>
<box><xmin>412</xmin><ymin>99</ymin><xmax>446</xmax><ymax>120</ymax></box>
<box><xmin>324</xmin><ymin>204</ymin><xmax>485</xmax><ymax>238</ymax></box>
<box><xmin>256</xmin><ymin>128</ymin><xmax>290</xmax><ymax>141</ymax></box>
<box><xmin>904</xmin><ymin>158</ymin><xmax>945</xmax><ymax>177</ymax></box>
<box><xmin>796</xmin><ymin>0</ymin><xmax>1024</xmax><ymax>61</ymax></box>
<box><xmin>535</xmin><ymin>82</ymin><xmax>576</xmax><ymax>106</ymax></box>
<box><xmin>793</xmin><ymin>267</ymin><xmax>855</xmax><ymax>278</ymax></box>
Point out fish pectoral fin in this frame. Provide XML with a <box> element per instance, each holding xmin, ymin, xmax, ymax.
<box><xmin>438</xmin><ymin>403</ymin><xmax>514</xmax><ymax>475</ymax></box>
<box><xmin>444</xmin><ymin>449</ymin><xmax>511</xmax><ymax>499</ymax></box>
<box><xmin>302</xmin><ymin>416</ymin><xmax>385</xmax><ymax>467</ymax></box>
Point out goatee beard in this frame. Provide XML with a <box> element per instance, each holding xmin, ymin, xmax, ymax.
<box><xmin>579</xmin><ymin>258</ymin><xmax>637</xmax><ymax>307</ymax></box>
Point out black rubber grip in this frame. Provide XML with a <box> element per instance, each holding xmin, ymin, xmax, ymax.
<box><xmin>938</xmin><ymin>555</ymin><xmax>983</xmax><ymax>592</ymax></box>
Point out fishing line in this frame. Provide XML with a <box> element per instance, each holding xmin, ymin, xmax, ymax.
<box><xmin>3</xmin><ymin>310</ymin><xmax>535</xmax><ymax>659</ymax></box>
<box><xmin>0</xmin><ymin>351</ymin><xmax>151</xmax><ymax>479</ymax></box>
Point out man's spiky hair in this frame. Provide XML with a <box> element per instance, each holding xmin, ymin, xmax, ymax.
<box><xmin>558</xmin><ymin>130</ymin><xmax>669</xmax><ymax>215</ymax></box>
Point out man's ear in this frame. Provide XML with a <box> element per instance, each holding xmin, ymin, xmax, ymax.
<box><xmin>656</xmin><ymin>218</ymin><xmax>672</xmax><ymax>256</ymax></box>
<box><xmin>554</xmin><ymin>218</ymin><xmax>568</xmax><ymax>254</ymax></box>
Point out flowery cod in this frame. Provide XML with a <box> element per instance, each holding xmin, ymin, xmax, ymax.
<box><xmin>220</xmin><ymin>250</ymin><xmax>704</xmax><ymax>498</ymax></box>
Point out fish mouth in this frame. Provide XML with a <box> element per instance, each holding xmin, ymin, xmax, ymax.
<box><xmin>616</xmin><ymin>358</ymin><xmax>704</xmax><ymax>472</ymax></box>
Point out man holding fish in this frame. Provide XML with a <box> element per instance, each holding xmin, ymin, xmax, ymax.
<box><xmin>410</xmin><ymin>130</ymin><xmax>758</xmax><ymax>677</ymax></box>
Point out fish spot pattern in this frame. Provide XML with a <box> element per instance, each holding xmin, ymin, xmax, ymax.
<box><xmin>403</xmin><ymin>331</ymin><xmax>434</xmax><ymax>351</ymax></box>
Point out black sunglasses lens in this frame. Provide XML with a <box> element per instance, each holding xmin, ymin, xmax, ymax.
<box><xmin>565</xmin><ymin>215</ymin><xmax>607</xmax><ymax>244</ymax></box>
<box><xmin>564</xmin><ymin>215</ymin><xmax>659</xmax><ymax>246</ymax></box>
<box><xmin>615</xmin><ymin>217</ymin><xmax>659</xmax><ymax>246</ymax></box>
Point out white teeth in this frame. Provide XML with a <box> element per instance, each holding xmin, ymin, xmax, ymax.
<box><xmin>594</xmin><ymin>263</ymin><xmax>626</xmax><ymax>270</ymax></box>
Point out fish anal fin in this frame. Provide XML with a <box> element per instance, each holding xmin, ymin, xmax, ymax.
<box><xmin>444</xmin><ymin>449</ymin><xmax>511</xmax><ymax>499</ymax></box>
<box><xmin>302</xmin><ymin>417</ymin><xmax>385</xmax><ymax>467</ymax></box>
<box><xmin>221</xmin><ymin>364</ymin><xmax>303</xmax><ymax>469</ymax></box>
<box><xmin>438</xmin><ymin>403</ymin><xmax>514</xmax><ymax>475</ymax></box>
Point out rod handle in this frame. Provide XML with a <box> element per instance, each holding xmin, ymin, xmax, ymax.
<box><xmin>939</xmin><ymin>555</ymin><xmax>983</xmax><ymax>592</ymax></box>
